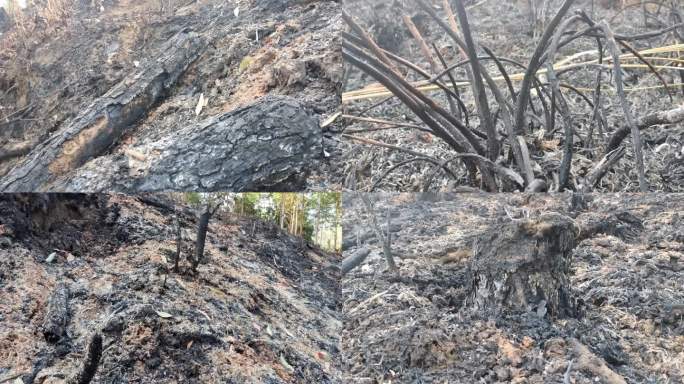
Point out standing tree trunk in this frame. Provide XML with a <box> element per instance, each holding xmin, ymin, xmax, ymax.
<box><xmin>289</xmin><ymin>195</ymin><xmax>296</xmax><ymax>234</ymax></box>
<box><xmin>466</xmin><ymin>213</ymin><xmax>579</xmax><ymax>318</ymax></box>
<box><xmin>192</xmin><ymin>204</ymin><xmax>216</xmax><ymax>273</ymax></box>
<box><xmin>383</xmin><ymin>205</ymin><xmax>396</xmax><ymax>271</ymax></box>
<box><xmin>298</xmin><ymin>196</ymin><xmax>304</xmax><ymax>237</ymax></box>
<box><xmin>334</xmin><ymin>195</ymin><xmax>340</xmax><ymax>251</ymax></box>
<box><xmin>297</xmin><ymin>195</ymin><xmax>302</xmax><ymax>236</ymax></box>
<box><xmin>173</xmin><ymin>214</ymin><xmax>182</xmax><ymax>272</ymax></box>
<box><xmin>359</xmin><ymin>194</ymin><xmax>396</xmax><ymax>272</ymax></box>
<box><xmin>291</xmin><ymin>195</ymin><xmax>299</xmax><ymax>236</ymax></box>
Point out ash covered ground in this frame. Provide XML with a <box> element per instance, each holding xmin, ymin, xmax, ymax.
<box><xmin>341</xmin><ymin>193</ymin><xmax>683</xmax><ymax>383</ymax></box>
<box><xmin>0</xmin><ymin>194</ymin><xmax>342</xmax><ymax>383</ymax></box>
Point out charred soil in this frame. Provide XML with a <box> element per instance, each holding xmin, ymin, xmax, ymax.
<box><xmin>0</xmin><ymin>194</ymin><xmax>343</xmax><ymax>383</ymax></box>
<box><xmin>341</xmin><ymin>193</ymin><xmax>683</xmax><ymax>383</ymax></box>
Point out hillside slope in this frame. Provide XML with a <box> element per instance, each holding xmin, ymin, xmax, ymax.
<box><xmin>0</xmin><ymin>194</ymin><xmax>342</xmax><ymax>383</ymax></box>
<box><xmin>0</xmin><ymin>0</ymin><xmax>341</xmax><ymax>191</ymax></box>
<box><xmin>341</xmin><ymin>193</ymin><xmax>683</xmax><ymax>383</ymax></box>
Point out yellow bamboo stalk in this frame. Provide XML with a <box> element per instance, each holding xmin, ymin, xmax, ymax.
<box><xmin>343</xmin><ymin>44</ymin><xmax>684</xmax><ymax>102</ymax></box>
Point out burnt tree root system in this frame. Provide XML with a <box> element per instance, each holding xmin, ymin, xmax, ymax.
<box><xmin>341</xmin><ymin>193</ymin><xmax>684</xmax><ymax>383</ymax></box>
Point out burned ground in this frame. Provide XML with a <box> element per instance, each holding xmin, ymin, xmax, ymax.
<box><xmin>331</xmin><ymin>0</ymin><xmax>684</xmax><ymax>192</ymax></box>
<box><xmin>341</xmin><ymin>193</ymin><xmax>683</xmax><ymax>383</ymax></box>
<box><xmin>0</xmin><ymin>0</ymin><xmax>341</xmax><ymax>191</ymax></box>
<box><xmin>0</xmin><ymin>194</ymin><xmax>342</xmax><ymax>383</ymax></box>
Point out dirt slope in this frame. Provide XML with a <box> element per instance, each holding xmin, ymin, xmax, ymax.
<box><xmin>0</xmin><ymin>194</ymin><xmax>343</xmax><ymax>383</ymax></box>
<box><xmin>341</xmin><ymin>193</ymin><xmax>683</xmax><ymax>383</ymax></box>
<box><xmin>0</xmin><ymin>0</ymin><xmax>341</xmax><ymax>191</ymax></box>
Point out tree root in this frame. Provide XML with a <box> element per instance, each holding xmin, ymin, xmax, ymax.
<box><xmin>570</xmin><ymin>338</ymin><xmax>627</xmax><ymax>384</ymax></box>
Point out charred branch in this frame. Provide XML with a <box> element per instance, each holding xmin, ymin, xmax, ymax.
<box><xmin>42</xmin><ymin>282</ymin><xmax>70</xmax><ymax>343</ymax></box>
<box><xmin>66</xmin><ymin>333</ymin><xmax>103</xmax><ymax>384</ymax></box>
<box><xmin>605</xmin><ymin>105</ymin><xmax>684</xmax><ymax>154</ymax></box>
<box><xmin>339</xmin><ymin>247</ymin><xmax>371</xmax><ymax>275</ymax></box>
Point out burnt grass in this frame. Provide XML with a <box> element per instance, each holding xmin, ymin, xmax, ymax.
<box><xmin>0</xmin><ymin>194</ymin><xmax>343</xmax><ymax>383</ymax></box>
<box><xmin>329</xmin><ymin>0</ymin><xmax>684</xmax><ymax>192</ymax></box>
<box><xmin>341</xmin><ymin>193</ymin><xmax>683</xmax><ymax>383</ymax></box>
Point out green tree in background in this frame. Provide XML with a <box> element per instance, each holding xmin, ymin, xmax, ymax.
<box><xmin>181</xmin><ymin>192</ymin><xmax>341</xmax><ymax>252</ymax></box>
<box><xmin>234</xmin><ymin>193</ymin><xmax>260</xmax><ymax>216</ymax></box>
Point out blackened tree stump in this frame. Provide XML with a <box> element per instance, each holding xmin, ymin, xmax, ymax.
<box><xmin>466</xmin><ymin>213</ymin><xmax>579</xmax><ymax>317</ymax></box>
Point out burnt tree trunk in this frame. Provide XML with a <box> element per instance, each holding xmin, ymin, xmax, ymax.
<box><xmin>466</xmin><ymin>213</ymin><xmax>579</xmax><ymax>318</ymax></box>
<box><xmin>42</xmin><ymin>282</ymin><xmax>70</xmax><ymax>343</ymax></box>
<box><xmin>0</xmin><ymin>29</ymin><xmax>205</xmax><ymax>192</ymax></box>
<box><xmin>384</xmin><ymin>205</ymin><xmax>395</xmax><ymax>270</ymax></box>
<box><xmin>173</xmin><ymin>214</ymin><xmax>182</xmax><ymax>272</ymax></box>
<box><xmin>50</xmin><ymin>96</ymin><xmax>322</xmax><ymax>192</ymax></box>
<box><xmin>192</xmin><ymin>205</ymin><xmax>216</xmax><ymax>272</ymax></box>
<box><xmin>359</xmin><ymin>194</ymin><xmax>396</xmax><ymax>272</ymax></box>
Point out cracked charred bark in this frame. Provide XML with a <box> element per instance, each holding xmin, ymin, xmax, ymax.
<box><xmin>49</xmin><ymin>96</ymin><xmax>322</xmax><ymax>192</ymax></box>
<box><xmin>0</xmin><ymin>29</ymin><xmax>205</xmax><ymax>192</ymax></box>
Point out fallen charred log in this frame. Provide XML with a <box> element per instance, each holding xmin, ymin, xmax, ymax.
<box><xmin>46</xmin><ymin>96</ymin><xmax>323</xmax><ymax>192</ymax></box>
<box><xmin>0</xmin><ymin>29</ymin><xmax>205</xmax><ymax>192</ymax></box>
<box><xmin>339</xmin><ymin>247</ymin><xmax>370</xmax><ymax>275</ymax></box>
